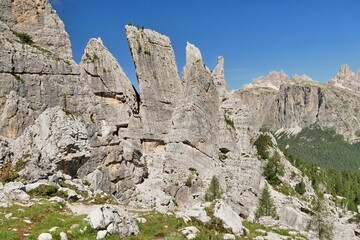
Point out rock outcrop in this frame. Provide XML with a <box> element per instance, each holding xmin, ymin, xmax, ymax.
<box><xmin>329</xmin><ymin>64</ymin><xmax>360</xmax><ymax>92</ymax></box>
<box><xmin>243</xmin><ymin>71</ymin><xmax>289</xmax><ymax>90</ymax></box>
<box><xmin>0</xmin><ymin>0</ymin><xmax>73</xmax><ymax>61</ymax></box>
<box><xmin>167</xmin><ymin>42</ymin><xmax>220</xmax><ymax>159</ymax></box>
<box><xmin>125</xmin><ymin>25</ymin><xmax>181</xmax><ymax>140</ymax></box>
<box><xmin>12</xmin><ymin>106</ymin><xmax>91</xmax><ymax>181</ymax></box>
<box><xmin>80</xmin><ymin>37</ymin><xmax>138</xmax><ymax>119</ymax></box>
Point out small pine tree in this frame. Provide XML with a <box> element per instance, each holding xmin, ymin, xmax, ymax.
<box><xmin>205</xmin><ymin>176</ymin><xmax>222</xmax><ymax>201</ymax></box>
<box><xmin>307</xmin><ymin>197</ymin><xmax>333</xmax><ymax>240</ymax></box>
<box><xmin>263</xmin><ymin>152</ymin><xmax>284</xmax><ymax>186</ymax></box>
<box><xmin>295</xmin><ymin>180</ymin><xmax>306</xmax><ymax>195</ymax></box>
<box><xmin>255</xmin><ymin>185</ymin><xmax>278</xmax><ymax>220</ymax></box>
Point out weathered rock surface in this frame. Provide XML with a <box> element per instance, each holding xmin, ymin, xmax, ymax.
<box><xmin>0</xmin><ymin>181</ymin><xmax>30</xmax><ymax>202</ymax></box>
<box><xmin>0</xmin><ymin>0</ymin><xmax>73</xmax><ymax>61</ymax></box>
<box><xmin>88</xmin><ymin>204</ymin><xmax>139</xmax><ymax>237</ymax></box>
<box><xmin>167</xmin><ymin>42</ymin><xmax>219</xmax><ymax>159</ymax></box>
<box><xmin>235</xmin><ymin>72</ymin><xmax>360</xmax><ymax>140</ymax></box>
<box><xmin>125</xmin><ymin>25</ymin><xmax>181</xmax><ymax>140</ymax></box>
<box><xmin>213</xmin><ymin>200</ymin><xmax>243</xmax><ymax>235</ymax></box>
<box><xmin>1</xmin><ymin>2</ymin><xmax>360</xmax><ymax>239</ymax></box>
<box><xmin>80</xmin><ymin>37</ymin><xmax>138</xmax><ymax>127</ymax></box>
<box><xmin>37</xmin><ymin>232</ymin><xmax>53</xmax><ymax>240</ymax></box>
<box><xmin>12</xmin><ymin>106</ymin><xmax>91</xmax><ymax>181</ymax></box>
<box><xmin>212</xmin><ymin>56</ymin><xmax>228</xmax><ymax>98</ymax></box>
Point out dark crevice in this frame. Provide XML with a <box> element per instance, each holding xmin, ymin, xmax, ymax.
<box><xmin>83</xmin><ymin>69</ymin><xmax>111</xmax><ymax>92</ymax></box>
<box><xmin>0</xmin><ymin>70</ymin><xmax>79</xmax><ymax>76</ymax></box>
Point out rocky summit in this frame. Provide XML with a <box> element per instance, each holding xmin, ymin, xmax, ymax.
<box><xmin>1</xmin><ymin>1</ymin><xmax>360</xmax><ymax>240</ymax></box>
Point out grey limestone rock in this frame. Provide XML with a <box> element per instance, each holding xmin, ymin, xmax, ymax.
<box><xmin>0</xmin><ymin>181</ymin><xmax>30</xmax><ymax>202</ymax></box>
<box><xmin>125</xmin><ymin>25</ymin><xmax>181</xmax><ymax>140</ymax></box>
<box><xmin>80</xmin><ymin>37</ymin><xmax>138</xmax><ymax>128</ymax></box>
<box><xmin>13</xmin><ymin>106</ymin><xmax>91</xmax><ymax>181</ymax></box>
<box><xmin>212</xmin><ymin>56</ymin><xmax>228</xmax><ymax>98</ymax></box>
<box><xmin>0</xmin><ymin>136</ymin><xmax>13</xmax><ymax>163</ymax></box>
<box><xmin>0</xmin><ymin>0</ymin><xmax>73</xmax><ymax>61</ymax></box>
<box><xmin>167</xmin><ymin>42</ymin><xmax>219</xmax><ymax>159</ymax></box>
<box><xmin>37</xmin><ymin>233</ymin><xmax>53</xmax><ymax>240</ymax></box>
<box><xmin>243</xmin><ymin>70</ymin><xmax>289</xmax><ymax>90</ymax></box>
<box><xmin>213</xmin><ymin>200</ymin><xmax>243</xmax><ymax>236</ymax></box>
<box><xmin>88</xmin><ymin>204</ymin><xmax>139</xmax><ymax>237</ymax></box>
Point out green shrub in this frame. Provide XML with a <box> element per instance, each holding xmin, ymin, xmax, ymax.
<box><xmin>205</xmin><ymin>176</ymin><xmax>222</xmax><ymax>201</ymax></box>
<box><xmin>0</xmin><ymin>163</ymin><xmax>19</xmax><ymax>183</ymax></box>
<box><xmin>295</xmin><ymin>180</ymin><xmax>306</xmax><ymax>195</ymax></box>
<box><xmin>254</xmin><ymin>134</ymin><xmax>273</xmax><ymax>159</ymax></box>
<box><xmin>12</xmin><ymin>30</ymin><xmax>33</xmax><ymax>44</ymax></box>
<box><xmin>28</xmin><ymin>184</ymin><xmax>66</xmax><ymax>198</ymax></box>
<box><xmin>224</xmin><ymin>114</ymin><xmax>235</xmax><ymax>130</ymax></box>
<box><xmin>275</xmin><ymin>182</ymin><xmax>297</xmax><ymax>196</ymax></box>
<box><xmin>185</xmin><ymin>176</ymin><xmax>192</xmax><ymax>187</ymax></box>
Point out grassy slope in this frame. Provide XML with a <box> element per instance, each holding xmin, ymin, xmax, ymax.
<box><xmin>0</xmin><ymin>199</ymin><xmax>306</xmax><ymax>240</ymax></box>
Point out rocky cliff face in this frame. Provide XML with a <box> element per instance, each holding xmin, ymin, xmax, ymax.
<box><xmin>235</xmin><ymin>72</ymin><xmax>360</xmax><ymax>140</ymax></box>
<box><xmin>0</xmin><ymin>0</ymin><xmax>73</xmax><ymax>61</ymax></box>
<box><xmin>1</xmin><ymin>1</ymin><xmax>360</xmax><ymax>239</ymax></box>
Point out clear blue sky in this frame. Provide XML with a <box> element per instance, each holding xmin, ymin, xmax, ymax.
<box><xmin>52</xmin><ymin>0</ymin><xmax>360</xmax><ymax>90</ymax></box>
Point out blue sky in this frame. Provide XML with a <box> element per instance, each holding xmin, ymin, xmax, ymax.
<box><xmin>52</xmin><ymin>0</ymin><xmax>360</xmax><ymax>90</ymax></box>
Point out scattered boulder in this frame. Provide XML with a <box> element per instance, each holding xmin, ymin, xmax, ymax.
<box><xmin>177</xmin><ymin>202</ymin><xmax>210</xmax><ymax>223</ymax></box>
<box><xmin>213</xmin><ymin>200</ymin><xmax>243</xmax><ymax>236</ymax></box>
<box><xmin>96</xmin><ymin>230</ymin><xmax>107</xmax><ymax>239</ymax></box>
<box><xmin>0</xmin><ymin>181</ymin><xmax>30</xmax><ymax>202</ymax></box>
<box><xmin>223</xmin><ymin>233</ymin><xmax>236</xmax><ymax>240</ymax></box>
<box><xmin>88</xmin><ymin>204</ymin><xmax>139</xmax><ymax>237</ymax></box>
<box><xmin>59</xmin><ymin>232</ymin><xmax>68</xmax><ymax>240</ymax></box>
<box><xmin>37</xmin><ymin>233</ymin><xmax>52</xmax><ymax>240</ymax></box>
<box><xmin>179</xmin><ymin>226</ymin><xmax>199</xmax><ymax>240</ymax></box>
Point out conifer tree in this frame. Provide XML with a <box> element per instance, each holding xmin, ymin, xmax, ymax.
<box><xmin>205</xmin><ymin>176</ymin><xmax>222</xmax><ymax>201</ymax></box>
<box><xmin>255</xmin><ymin>185</ymin><xmax>278</xmax><ymax>220</ymax></box>
<box><xmin>295</xmin><ymin>180</ymin><xmax>306</xmax><ymax>195</ymax></box>
<box><xmin>307</xmin><ymin>197</ymin><xmax>333</xmax><ymax>240</ymax></box>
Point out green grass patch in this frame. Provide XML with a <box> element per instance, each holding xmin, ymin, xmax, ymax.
<box><xmin>0</xmin><ymin>201</ymin><xmax>97</xmax><ymax>240</ymax></box>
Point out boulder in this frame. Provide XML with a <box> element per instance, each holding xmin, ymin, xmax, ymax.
<box><xmin>0</xmin><ymin>181</ymin><xmax>30</xmax><ymax>202</ymax></box>
<box><xmin>37</xmin><ymin>233</ymin><xmax>52</xmax><ymax>240</ymax></box>
<box><xmin>88</xmin><ymin>204</ymin><xmax>139</xmax><ymax>237</ymax></box>
<box><xmin>179</xmin><ymin>226</ymin><xmax>199</xmax><ymax>240</ymax></box>
<box><xmin>223</xmin><ymin>233</ymin><xmax>236</xmax><ymax>240</ymax></box>
<box><xmin>178</xmin><ymin>202</ymin><xmax>211</xmax><ymax>223</ymax></box>
<box><xmin>214</xmin><ymin>200</ymin><xmax>242</xmax><ymax>235</ymax></box>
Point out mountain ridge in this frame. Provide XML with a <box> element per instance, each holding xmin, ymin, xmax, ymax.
<box><xmin>0</xmin><ymin>1</ymin><xmax>360</xmax><ymax>239</ymax></box>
